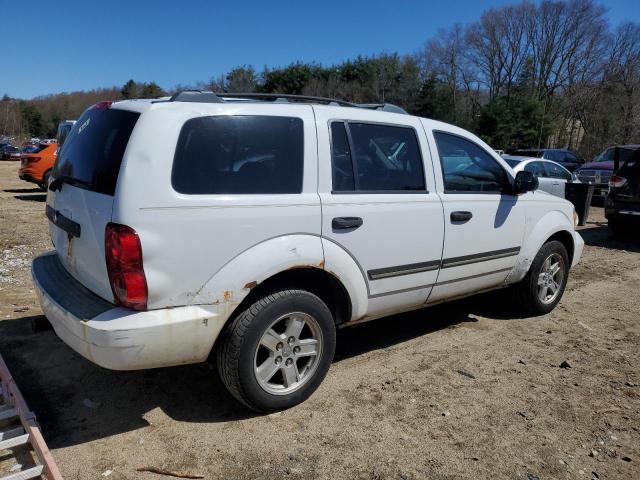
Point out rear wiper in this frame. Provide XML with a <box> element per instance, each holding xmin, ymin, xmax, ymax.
<box><xmin>49</xmin><ymin>175</ymin><xmax>92</xmax><ymax>192</ymax></box>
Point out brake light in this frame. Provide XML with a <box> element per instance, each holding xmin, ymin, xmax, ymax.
<box><xmin>29</xmin><ymin>156</ymin><xmax>41</xmax><ymax>163</ymax></box>
<box><xmin>105</xmin><ymin>223</ymin><xmax>147</xmax><ymax>310</ymax></box>
<box><xmin>94</xmin><ymin>101</ymin><xmax>113</xmax><ymax>110</ymax></box>
<box><xmin>609</xmin><ymin>175</ymin><xmax>627</xmax><ymax>188</ymax></box>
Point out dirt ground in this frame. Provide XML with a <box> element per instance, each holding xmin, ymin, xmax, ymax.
<box><xmin>0</xmin><ymin>160</ymin><xmax>638</xmax><ymax>480</ymax></box>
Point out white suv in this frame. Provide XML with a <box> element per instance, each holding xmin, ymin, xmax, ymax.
<box><xmin>32</xmin><ymin>92</ymin><xmax>584</xmax><ymax>411</ymax></box>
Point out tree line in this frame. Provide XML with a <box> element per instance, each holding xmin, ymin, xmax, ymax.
<box><xmin>2</xmin><ymin>0</ymin><xmax>638</xmax><ymax>158</ymax></box>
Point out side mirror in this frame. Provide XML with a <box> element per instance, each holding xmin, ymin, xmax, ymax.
<box><xmin>514</xmin><ymin>170</ymin><xmax>538</xmax><ymax>194</ymax></box>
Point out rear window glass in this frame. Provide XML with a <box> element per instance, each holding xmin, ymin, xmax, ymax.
<box><xmin>172</xmin><ymin>115</ymin><xmax>304</xmax><ymax>194</ymax></box>
<box><xmin>53</xmin><ymin>108</ymin><xmax>139</xmax><ymax>195</ymax></box>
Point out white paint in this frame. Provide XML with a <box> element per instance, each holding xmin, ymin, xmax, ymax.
<box><xmin>34</xmin><ymin>98</ymin><xmax>583</xmax><ymax>370</ymax></box>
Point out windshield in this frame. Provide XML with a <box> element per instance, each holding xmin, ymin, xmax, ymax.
<box><xmin>53</xmin><ymin>108</ymin><xmax>139</xmax><ymax>195</ymax></box>
<box><xmin>593</xmin><ymin>147</ymin><xmax>638</xmax><ymax>164</ymax></box>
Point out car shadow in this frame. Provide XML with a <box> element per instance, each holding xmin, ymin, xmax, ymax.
<box><xmin>577</xmin><ymin>220</ymin><xmax>640</xmax><ymax>252</ymax></box>
<box><xmin>13</xmin><ymin>194</ymin><xmax>46</xmax><ymax>202</ymax></box>
<box><xmin>0</xmin><ymin>293</ymin><xmax>513</xmax><ymax>449</ymax></box>
<box><xmin>3</xmin><ymin>188</ymin><xmax>41</xmax><ymax>194</ymax></box>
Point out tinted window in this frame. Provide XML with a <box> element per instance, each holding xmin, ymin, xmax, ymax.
<box><xmin>53</xmin><ymin>108</ymin><xmax>139</xmax><ymax>195</ymax></box>
<box><xmin>544</xmin><ymin>151</ymin><xmax>562</xmax><ymax>162</ymax></box>
<box><xmin>524</xmin><ymin>161</ymin><xmax>547</xmax><ymax>178</ymax></box>
<box><xmin>434</xmin><ymin>132</ymin><xmax>507</xmax><ymax>193</ymax></box>
<box><xmin>172</xmin><ymin>116</ymin><xmax>303</xmax><ymax>194</ymax></box>
<box><xmin>331</xmin><ymin>122</ymin><xmax>425</xmax><ymax>192</ymax></box>
<box><xmin>545</xmin><ymin>162</ymin><xmax>571</xmax><ymax>180</ymax></box>
<box><xmin>330</xmin><ymin>122</ymin><xmax>355</xmax><ymax>191</ymax></box>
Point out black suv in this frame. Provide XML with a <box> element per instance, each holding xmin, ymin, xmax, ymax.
<box><xmin>512</xmin><ymin>149</ymin><xmax>584</xmax><ymax>172</ymax></box>
<box><xmin>605</xmin><ymin>146</ymin><xmax>640</xmax><ymax>237</ymax></box>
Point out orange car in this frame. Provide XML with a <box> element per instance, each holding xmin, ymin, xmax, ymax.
<box><xmin>18</xmin><ymin>142</ymin><xmax>57</xmax><ymax>190</ymax></box>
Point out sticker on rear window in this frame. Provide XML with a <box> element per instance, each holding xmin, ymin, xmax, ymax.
<box><xmin>78</xmin><ymin>118</ymin><xmax>90</xmax><ymax>134</ymax></box>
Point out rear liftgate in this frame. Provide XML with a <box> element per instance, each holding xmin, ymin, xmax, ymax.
<box><xmin>0</xmin><ymin>353</ymin><xmax>63</xmax><ymax>480</ymax></box>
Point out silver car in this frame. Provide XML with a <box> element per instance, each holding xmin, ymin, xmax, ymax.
<box><xmin>503</xmin><ymin>156</ymin><xmax>577</xmax><ymax>198</ymax></box>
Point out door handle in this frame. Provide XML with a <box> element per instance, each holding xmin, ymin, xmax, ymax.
<box><xmin>332</xmin><ymin>217</ymin><xmax>363</xmax><ymax>230</ymax></box>
<box><xmin>450</xmin><ymin>211</ymin><xmax>473</xmax><ymax>223</ymax></box>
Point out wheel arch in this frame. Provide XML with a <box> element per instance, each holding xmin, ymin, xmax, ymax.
<box><xmin>507</xmin><ymin>210</ymin><xmax>575</xmax><ymax>284</ymax></box>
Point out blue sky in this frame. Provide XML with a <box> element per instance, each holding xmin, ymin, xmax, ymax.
<box><xmin>2</xmin><ymin>0</ymin><xmax>639</xmax><ymax>99</ymax></box>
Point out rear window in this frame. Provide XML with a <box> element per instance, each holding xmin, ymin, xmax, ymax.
<box><xmin>53</xmin><ymin>108</ymin><xmax>139</xmax><ymax>195</ymax></box>
<box><xmin>171</xmin><ymin>115</ymin><xmax>304</xmax><ymax>194</ymax></box>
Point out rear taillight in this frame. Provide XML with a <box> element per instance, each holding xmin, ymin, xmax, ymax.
<box><xmin>29</xmin><ymin>156</ymin><xmax>41</xmax><ymax>162</ymax></box>
<box><xmin>105</xmin><ymin>223</ymin><xmax>147</xmax><ymax>310</ymax></box>
<box><xmin>609</xmin><ymin>175</ymin><xmax>627</xmax><ymax>188</ymax></box>
<box><xmin>94</xmin><ymin>101</ymin><xmax>113</xmax><ymax>109</ymax></box>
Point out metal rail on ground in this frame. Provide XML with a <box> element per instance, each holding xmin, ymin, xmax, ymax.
<box><xmin>0</xmin><ymin>353</ymin><xmax>62</xmax><ymax>480</ymax></box>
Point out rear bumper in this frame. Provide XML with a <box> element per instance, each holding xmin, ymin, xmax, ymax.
<box><xmin>18</xmin><ymin>170</ymin><xmax>39</xmax><ymax>184</ymax></box>
<box><xmin>32</xmin><ymin>252</ymin><xmax>227</xmax><ymax>370</ymax></box>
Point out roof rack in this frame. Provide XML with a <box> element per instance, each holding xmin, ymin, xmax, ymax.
<box><xmin>166</xmin><ymin>90</ymin><xmax>408</xmax><ymax>114</ymax></box>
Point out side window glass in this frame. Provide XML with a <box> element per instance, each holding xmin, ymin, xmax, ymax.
<box><xmin>545</xmin><ymin>163</ymin><xmax>571</xmax><ymax>180</ymax></box>
<box><xmin>433</xmin><ymin>132</ymin><xmax>507</xmax><ymax>193</ymax></box>
<box><xmin>330</xmin><ymin>122</ymin><xmax>355</xmax><ymax>192</ymax></box>
<box><xmin>172</xmin><ymin>116</ymin><xmax>304</xmax><ymax>194</ymax></box>
<box><xmin>348</xmin><ymin>123</ymin><xmax>425</xmax><ymax>191</ymax></box>
<box><xmin>330</xmin><ymin>122</ymin><xmax>426</xmax><ymax>192</ymax></box>
<box><xmin>525</xmin><ymin>162</ymin><xmax>547</xmax><ymax>178</ymax></box>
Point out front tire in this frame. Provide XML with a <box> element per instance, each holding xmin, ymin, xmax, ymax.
<box><xmin>513</xmin><ymin>240</ymin><xmax>569</xmax><ymax>315</ymax></box>
<box><xmin>217</xmin><ymin>289</ymin><xmax>336</xmax><ymax>412</ymax></box>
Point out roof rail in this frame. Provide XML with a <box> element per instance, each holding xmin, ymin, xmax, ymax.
<box><xmin>166</xmin><ymin>90</ymin><xmax>408</xmax><ymax>114</ymax></box>
<box><xmin>168</xmin><ymin>90</ymin><xmax>222</xmax><ymax>103</ymax></box>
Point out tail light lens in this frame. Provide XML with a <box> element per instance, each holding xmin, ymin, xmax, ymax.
<box><xmin>609</xmin><ymin>175</ymin><xmax>627</xmax><ymax>188</ymax></box>
<box><xmin>105</xmin><ymin>223</ymin><xmax>147</xmax><ymax>310</ymax></box>
<box><xmin>94</xmin><ymin>101</ymin><xmax>113</xmax><ymax>109</ymax></box>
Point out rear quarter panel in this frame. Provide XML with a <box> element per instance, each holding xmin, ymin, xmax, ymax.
<box><xmin>112</xmin><ymin>103</ymin><xmax>322</xmax><ymax>310</ymax></box>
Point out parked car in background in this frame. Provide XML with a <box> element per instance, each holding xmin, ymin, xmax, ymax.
<box><xmin>503</xmin><ymin>156</ymin><xmax>577</xmax><ymax>198</ymax></box>
<box><xmin>605</xmin><ymin>147</ymin><xmax>640</xmax><ymax>237</ymax></box>
<box><xmin>32</xmin><ymin>92</ymin><xmax>583</xmax><ymax>412</ymax></box>
<box><xmin>508</xmin><ymin>148</ymin><xmax>583</xmax><ymax>172</ymax></box>
<box><xmin>0</xmin><ymin>144</ymin><xmax>21</xmax><ymax>160</ymax></box>
<box><xmin>18</xmin><ymin>142</ymin><xmax>57</xmax><ymax>190</ymax></box>
<box><xmin>55</xmin><ymin>120</ymin><xmax>76</xmax><ymax>156</ymax></box>
<box><xmin>576</xmin><ymin>145</ymin><xmax>640</xmax><ymax>201</ymax></box>
<box><xmin>21</xmin><ymin>143</ymin><xmax>40</xmax><ymax>154</ymax></box>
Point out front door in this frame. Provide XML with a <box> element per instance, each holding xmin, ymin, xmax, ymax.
<box><xmin>314</xmin><ymin>107</ymin><xmax>445</xmax><ymax>307</ymax></box>
<box><xmin>426</xmin><ymin>129</ymin><xmax>526</xmax><ymax>302</ymax></box>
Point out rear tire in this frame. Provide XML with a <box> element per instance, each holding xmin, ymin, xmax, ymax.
<box><xmin>513</xmin><ymin>240</ymin><xmax>569</xmax><ymax>315</ymax></box>
<box><xmin>217</xmin><ymin>289</ymin><xmax>336</xmax><ymax>412</ymax></box>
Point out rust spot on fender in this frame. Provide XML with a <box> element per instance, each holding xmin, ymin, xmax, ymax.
<box><xmin>318</xmin><ymin>259</ymin><xmax>325</xmax><ymax>269</ymax></box>
<box><xmin>244</xmin><ymin>281</ymin><xmax>258</xmax><ymax>290</ymax></box>
<box><xmin>223</xmin><ymin>290</ymin><xmax>233</xmax><ymax>302</ymax></box>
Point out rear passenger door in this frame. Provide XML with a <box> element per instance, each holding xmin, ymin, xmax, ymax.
<box><xmin>543</xmin><ymin>161</ymin><xmax>572</xmax><ymax>198</ymax></box>
<box><xmin>427</xmin><ymin>129</ymin><xmax>526</xmax><ymax>302</ymax></box>
<box><xmin>314</xmin><ymin>107</ymin><xmax>444</xmax><ymax>309</ymax></box>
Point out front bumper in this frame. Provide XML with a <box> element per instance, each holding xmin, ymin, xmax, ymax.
<box><xmin>572</xmin><ymin>231</ymin><xmax>584</xmax><ymax>268</ymax></box>
<box><xmin>32</xmin><ymin>252</ymin><xmax>227</xmax><ymax>370</ymax></box>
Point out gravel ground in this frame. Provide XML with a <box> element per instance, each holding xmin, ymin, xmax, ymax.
<box><xmin>0</xmin><ymin>161</ymin><xmax>638</xmax><ymax>480</ymax></box>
